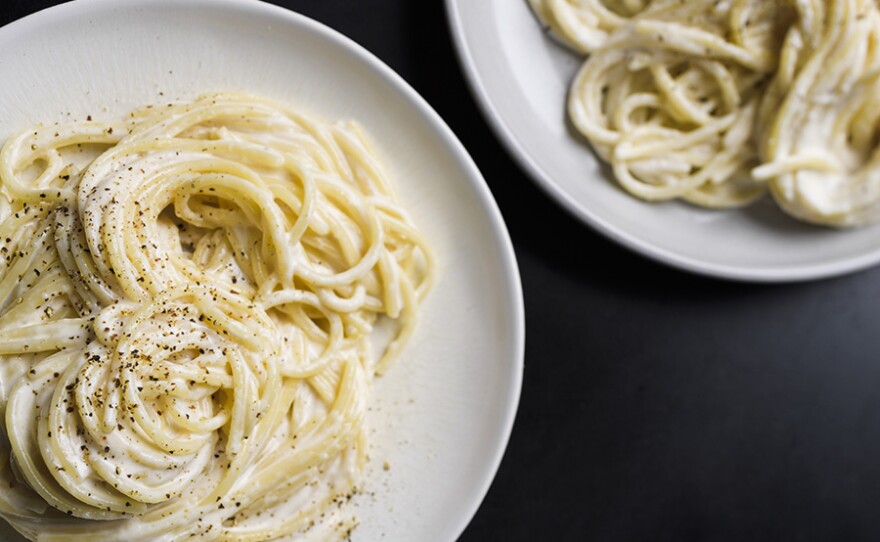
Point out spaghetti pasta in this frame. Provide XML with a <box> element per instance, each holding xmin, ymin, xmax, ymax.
<box><xmin>0</xmin><ymin>93</ymin><xmax>434</xmax><ymax>541</ymax></box>
<box><xmin>528</xmin><ymin>0</ymin><xmax>652</xmax><ymax>53</ymax></box>
<box><xmin>534</xmin><ymin>0</ymin><xmax>880</xmax><ymax>225</ymax></box>
<box><xmin>753</xmin><ymin>0</ymin><xmax>880</xmax><ymax>226</ymax></box>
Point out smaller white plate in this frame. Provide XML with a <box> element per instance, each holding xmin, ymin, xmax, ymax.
<box><xmin>446</xmin><ymin>0</ymin><xmax>880</xmax><ymax>282</ymax></box>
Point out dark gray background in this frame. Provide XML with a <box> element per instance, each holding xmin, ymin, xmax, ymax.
<box><xmin>7</xmin><ymin>1</ymin><xmax>880</xmax><ymax>540</ymax></box>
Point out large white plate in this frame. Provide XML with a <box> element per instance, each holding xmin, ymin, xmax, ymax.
<box><xmin>446</xmin><ymin>0</ymin><xmax>880</xmax><ymax>282</ymax></box>
<box><xmin>0</xmin><ymin>1</ymin><xmax>524</xmax><ymax>540</ymax></box>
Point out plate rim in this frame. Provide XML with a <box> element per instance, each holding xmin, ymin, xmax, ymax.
<box><xmin>0</xmin><ymin>0</ymin><xmax>526</xmax><ymax>540</ymax></box>
<box><xmin>444</xmin><ymin>0</ymin><xmax>880</xmax><ymax>283</ymax></box>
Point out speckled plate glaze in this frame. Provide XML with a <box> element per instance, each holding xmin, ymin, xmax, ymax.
<box><xmin>0</xmin><ymin>1</ymin><xmax>524</xmax><ymax>540</ymax></box>
<box><xmin>446</xmin><ymin>0</ymin><xmax>880</xmax><ymax>282</ymax></box>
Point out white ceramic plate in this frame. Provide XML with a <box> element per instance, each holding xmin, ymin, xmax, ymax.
<box><xmin>0</xmin><ymin>1</ymin><xmax>523</xmax><ymax>540</ymax></box>
<box><xmin>446</xmin><ymin>0</ymin><xmax>880</xmax><ymax>282</ymax></box>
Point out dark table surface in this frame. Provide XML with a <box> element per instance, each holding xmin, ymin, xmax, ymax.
<box><xmin>7</xmin><ymin>1</ymin><xmax>880</xmax><ymax>541</ymax></box>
